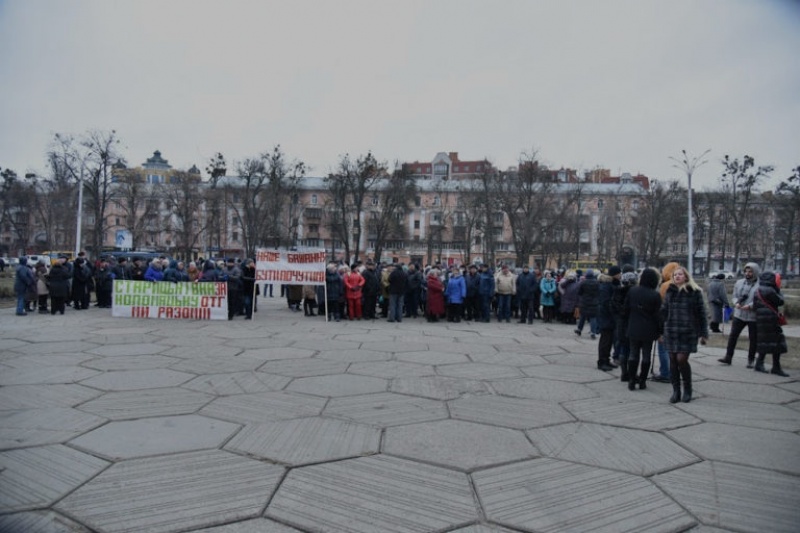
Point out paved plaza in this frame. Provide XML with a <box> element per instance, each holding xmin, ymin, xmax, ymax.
<box><xmin>1</xmin><ymin>297</ymin><xmax>799</xmax><ymax>533</ymax></box>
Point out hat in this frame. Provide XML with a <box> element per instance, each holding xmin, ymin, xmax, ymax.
<box><xmin>716</xmin><ymin>273</ymin><xmax>726</xmax><ymax>280</ymax></box>
<box><xmin>226</xmin><ymin>257</ymin><xmax>235</xmax><ymax>263</ymax></box>
<box><xmin>608</xmin><ymin>265</ymin><xmax>621</xmax><ymax>277</ymax></box>
<box><xmin>118</xmin><ymin>256</ymin><xmax>127</xmax><ymax>263</ymax></box>
<box><xmin>621</xmin><ymin>272</ymin><xmax>637</xmax><ymax>285</ymax></box>
<box><xmin>622</xmin><ymin>264</ymin><xmax>635</xmax><ymax>273</ymax></box>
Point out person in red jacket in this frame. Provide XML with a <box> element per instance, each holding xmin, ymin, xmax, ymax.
<box><xmin>343</xmin><ymin>266</ymin><xmax>365</xmax><ymax>320</ymax></box>
<box><xmin>425</xmin><ymin>269</ymin><xmax>445</xmax><ymax>322</ymax></box>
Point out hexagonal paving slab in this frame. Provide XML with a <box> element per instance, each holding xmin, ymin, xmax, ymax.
<box><xmin>359</xmin><ymin>341</ymin><xmax>430</xmax><ymax>353</ymax></box>
<box><xmin>287</xmin><ymin>374</ymin><xmax>388</xmax><ymax>397</ymax></box>
<box><xmin>694</xmin><ymin>379</ymin><xmax>800</xmax><ymax>404</ymax></box>
<box><xmin>183</xmin><ymin>372</ymin><xmax>291</xmax><ymax>395</ymax></box>
<box><xmin>79</xmin><ymin>369</ymin><xmax>194</xmax><ymax>391</ymax></box>
<box><xmin>383</xmin><ymin>419</ymin><xmax>536</xmax><ymax>471</ymax></box>
<box><xmin>169</xmin><ymin>356</ymin><xmax>265</xmax><ymax>375</ymax></box>
<box><xmin>240</xmin><ymin>346</ymin><xmax>316</xmax><ymax>361</ymax></box>
<box><xmin>473</xmin><ymin>458</ymin><xmax>696</xmax><ymax>532</ymax></box>
<box><xmin>395</xmin><ymin>350</ymin><xmax>471</xmax><ymax>365</ymax></box>
<box><xmin>225</xmin><ymin>417</ymin><xmax>380</xmax><ymax>465</ymax></box>
<box><xmin>0</xmin><ymin>408</ymin><xmax>106</xmax><ymax>450</ymax></box>
<box><xmin>667</xmin><ymin>422</ymin><xmax>800</xmax><ymax>475</ymax></box>
<box><xmin>259</xmin><ymin>358</ymin><xmax>349</xmax><ymax>377</ymax></box>
<box><xmin>201</xmin><ymin>391</ymin><xmax>327</xmax><ymax>424</ymax></box>
<box><xmin>82</xmin><ymin>355</ymin><xmax>179</xmax><ymax>371</ymax></box>
<box><xmin>0</xmin><ymin>366</ymin><xmax>100</xmax><ymax>386</ymax></box>
<box><xmin>191</xmin><ymin>518</ymin><xmax>303</xmax><ymax>532</ymax></box>
<box><xmin>161</xmin><ymin>345</ymin><xmax>243</xmax><ymax>358</ymax></box>
<box><xmin>437</xmin><ymin>363</ymin><xmax>523</xmax><ymax>380</ymax></box>
<box><xmin>653</xmin><ymin>461</ymin><xmax>800</xmax><ymax>533</ymax></box>
<box><xmin>491</xmin><ymin>377</ymin><xmax>598</xmax><ymax>402</ymax></box>
<box><xmin>676</xmin><ymin>398</ymin><xmax>800</xmax><ymax>432</ymax></box>
<box><xmin>527</xmin><ymin>422</ymin><xmax>699</xmax><ymax>475</ymax></box>
<box><xmin>266</xmin><ymin>455</ymin><xmax>477</xmax><ymax>532</ymax></box>
<box><xmin>324</xmin><ymin>392</ymin><xmax>448</xmax><ymax>427</ymax></box>
<box><xmin>2</xmin><ymin>353</ymin><xmax>96</xmax><ymax>369</ymax></box>
<box><xmin>0</xmin><ymin>384</ymin><xmax>101</xmax><ymax>410</ymax></box>
<box><xmin>449</xmin><ymin>395</ymin><xmax>574</xmax><ymax>429</ymax></box>
<box><xmin>390</xmin><ymin>376</ymin><xmax>488</xmax><ymax>400</ymax></box>
<box><xmin>85</xmin><ymin>342</ymin><xmax>166</xmax><ymax>357</ymax></box>
<box><xmin>0</xmin><ymin>510</ymin><xmax>91</xmax><ymax>533</ymax></box>
<box><xmin>470</xmin><ymin>351</ymin><xmax>549</xmax><ymax>366</ymax></box>
<box><xmin>56</xmin><ymin>450</ymin><xmax>284</xmax><ymax>533</ymax></box>
<box><xmin>77</xmin><ymin>388</ymin><xmax>214</xmax><ymax>420</ymax></box>
<box><xmin>563</xmin><ymin>397</ymin><xmax>701</xmax><ymax>431</ymax></box>
<box><xmin>0</xmin><ymin>445</ymin><xmax>109</xmax><ymax>512</ymax></box>
<box><xmin>521</xmin><ymin>363</ymin><xmax>615</xmax><ymax>383</ymax></box>
<box><xmin>449</xmin><ymin>526</ymin><xmax>519</xmax><ymax>533</ymax></box>
<box><xmin>317</xmin><ymin>349</ymin><xmax>392</xmax><ymax>363</ymax></box>
<box><xmin>70</xmin><ymin>414</ymin><xmax>241</xmax><ymax>459</ymax></box>
<box><xmin>348</xmin><ymin>361</ymin><xmax>436</xmax><ymax>378</ymax></box>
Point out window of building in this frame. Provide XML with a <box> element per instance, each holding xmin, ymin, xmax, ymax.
<box><xmin>308</xmin><ymin>224</ymin><xmax>319</xmax><ymax>233</ymax></box>
<box><xmin>414</xmin><ymin>220</ymin><xmax>420</xmax><ymax>229</ymax></box>
<box><xmin>371</xmin><ymin>195</ymin><xmax>379</xmax><ymax>206</ymax></box>
<box><xmin>415</xmin><ymin>196</ymin><xmax>421</xmax><ymax>207</ymax></box>
<box><xmin>464</xmin><ymin>165</ymin><xmax>470</xmax><ymax>172</ymax></box>
<box><xmin>115</xmin><ymin>217</ymin><xmax>120</xmax><ymax>226</ymax></box>
<box><xmin>434</xmin><ymin>163</ymin><xmax>448</xmax><ymax>175</ymax></box>
<box><xmin>633</xmin><ymin>200</ymin><xmax>639</xmax><ymax>210</ymax></box>
<box><xmin>311</xmin><ymin>194</ymin><xmax>318</xmax><ymax>205</ymax></box>
<box><xmin>493</xmin><ymin>212</ymin><xmax>504</xmax><ymax>224</ymax></box>
<box><xmin>232</xmin><ymin>232</ymin><xmax>239</xmax><ymax>242</ymax></box>
<box><xmin>454</xmin><ymin>166</ymin><xmax>459</xmax><ymax>172</ymax></box>
<box><xmin>432</xmin><ymin>212</ymin><xmax>442</xmax><ymax>223</ymax></box>
<box><xmin>433</xmin><ymin>196</ymin><xmax>441</xmax><ymax>206</ymax></box>
<box><xmin>597</xmin><ymin>199</ymin><xmax>604</xmax><ymax>209</ymax></box>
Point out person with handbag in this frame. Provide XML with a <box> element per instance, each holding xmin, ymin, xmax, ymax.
<box><xmin>752</xmin><ymin>271</ymin><xmax>789</xmax><ymax>376</ymax></box>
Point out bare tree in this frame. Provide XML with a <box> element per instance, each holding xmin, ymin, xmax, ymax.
<box><xmin>775</xmin><ymin>165</ymin><xmax>800</xmax><ymax>275</ymax></box>
<box><xmin>632</xmin><ymin>179</ymin><xmax>685</xmax><ymax>266</ymax></box>
<box><xmin>161</xmin><ymin>171</ymin><xmax>209</xmax><ymax>260</ymax></box>
<box><xmin>260</xmin><ymin>145</ymin><xmax>306</xmax><ymax>249</ymax></box>
<box><xmin>80</xmin><ymin>130</ymin><xmax>126</xmax><ymax>254</ymax></box>
<box><xmin>720</xmin><ymin>154</ymin><xmax>773</xmax><ymax>271</ymax></box>
<box><xmin>204</xmin><ymin>152</ymin><xmax>227</xmax><ymax>253</ymax></box>
<box><xmin>111</xmin><ymin>168</ymin><xmax>158</xmax><ymax>250</ymax></box>
<box><xmin>0</xmin><ymin>168</ymin><xmax>34</xmax><ymax>255</ymax></box>
<box><xmin>229</xmin><ymin>157</ymin><xmax>270</xmax><ymax>259</ymax></box>
<box><xmin>370</xmin><ymin>164</ymin><xmax>416</xmax><ymax>263</ymax></box>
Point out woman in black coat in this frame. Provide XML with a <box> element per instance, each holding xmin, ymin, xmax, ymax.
<box><xmin>622</xmin><ymin>268</ymin><xmax>662</xmax><ymax>389</ymax></box>
<box><xmin>661</xmin><ymin>266</ymin><xmax>708</xmax><ymax>403</ymax></box>
<box><xmin>47</xmin><ymin>257</ymin><xmax>72</xmax><ymax>315</ymax></box>
<box><xmin>753</xmin><ymin>271</ymin><xmax>788</xmax><ymax>376</ymax></box>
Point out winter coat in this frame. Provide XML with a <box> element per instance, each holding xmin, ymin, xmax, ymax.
<box><xmin>225</xmin><ymin>265</ymin><xmax>243</xmax><ymax>292</ymax></box>
<box><xmin>303</xmin><ymin>285</ymin><xmax>317</xmax><ymax>301</ymax></box>
<box><xmin>559</xmin><ymin>277</ymin><xmax>580</xmax><ymax>314</ymax></box>
<box><xmin>388</xmin><ymin>268</ymin><xmax>408</xmax><ymax>296</ymax></box>
<box><xmin>661</xmin><ymin>283</ymin><xmax>708</xmax><ymax>353</ymax></box>
<box><xmin>36</xmin><ymin>263</ymin><xmax>50</xmax><ymax>296</ymax></box>
<box><xmin>144</xmin><ymin>263</ymin><xmax>164</xmax><ymax>282</ymax></box>
<box><xmin>595</xmin><ymin>274</ymin><xmax>616</xmax><ymax>331</ymax></box>
<box><xmin>478</xmin><ymin>270</ymin><xmax>495</xmax><ymax>296</ymax></box>
<box><xmin>539</xmin><ymin>276</ymin><xmax>557</xmax><ymax>307</ymax></box>
<box><xmin>753</xmin><ymin>272</ymin><xmax>787</xmax><ymax>355</ymax></box>
<box><xmin>516</xmin><ymin>271</ymin><xmax>537</xmax><ymax>301</ymax></box>
<box><xmin>113</xmin><ymin>263</ymin><xmax>132</xmax><ymax>281</ymax></box>
<box><xmin>361</xmin><ymin>268</ymin><xmax>380</xmax><ymax>296</ymax></box>
<box><xmin>95</xmin><ymin>267</ymin><xmax>115</xmax><ymax>293</ymax></box>
<box><xmin>731</xmin><ymin>262</ymin><xmax>761</xmax><ymax>322</ymax></box>
<box><xmin>46</xmin><ymin>263</ymin><xmax>71</xmax><ymax>299</ymax></box>
<box><xmin>465</xmin><ymin>272</ymin><xmax>481</xmax><ymax>298</ymax></box>
<box><xmin>14</xmin><ymin>260</ymin><xmax>35</xmax><ymax>296</ymax></box>
<box><xmin>406</xmin><ymin>270</ymin><xmax>423</xmax><ymax>292</ymax></box>
<box><xmin>611</xmin><ymin>283</ymin><xmax>632</xmax><ymax>342</ymax></box>
<box><xmin>241</xmin><ymin>264</ymin><xmax>256</xmax><ymax>296</ymax></box>
<box><xmin>494</xmin><ymin>271</ymin><xmax>517</xmax><ymax>295</ymax></box>
<box><xmin>344</xmin><ymin>272</ymin><xmax>365</xmax><ymax>299</ymax></box>
<box><xmin>707</xmin><ymin>278</ymin><xmax>730</xmax><ymax>324</ymax></box>
<box><xmin>326</xmin><ymin>270</ymin><xmax>345</xmax><ymax>301</ymax></box>
<box><xmin>200</xmin><ymin>261</ymin><xmax>219</xmax><ymax>282</ymax></box>
<box><xmin>623</xmin><ymin>284</ymin><xmax>663</xmax><ymax>342</ymax></box>
<box><xmin>577</xmin><ymin>272</ymin><xmax>599</xmax><ymax>316</ymax></box>
<box><xmin>446</xmin><ymin>274</ymin><xmax>467</xmax><ymax>304</ymax></box>
<box><xmin>187</xmin><ymin>265</ymin><xmax>201</xmax><ymax>282</ymax></box>
<box><xmin>426</xmin><ymin>275</ymin><xmax>446</xmax><ymax>316</ymax></box>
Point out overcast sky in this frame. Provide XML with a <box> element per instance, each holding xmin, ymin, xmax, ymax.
<box><xmin>1</xmin><ymin>0</ymin><xmax>798</xmax><ymax>189</ymax></box>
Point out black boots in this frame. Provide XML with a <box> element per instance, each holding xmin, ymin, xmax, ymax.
<box><xmin>669</xmin><ymin>359</ymin><xmax>681</xmax><ymax>403</ymax></box>
<box><xmin>717</xmin><ymin>354</ymin><xmax>732</xmax><ymax>365</ymax></box>
<box><xmin>771</xmin><ymin>354</ymin><xmax>790</xmax><ymax>377</ymax></box>
<box><xmin>710</xmin><ymin>322</ymin><xmax>720</xmax><ymax>333</ymax></box>
<box><xmin>754</xmin><ymin>354</ymin><xmax>767</xmax><ymax>373</ymax></box>
<box><xmin>627</xmin><ymin>361</ymin><xmax>637</xmax><ymax>391</ymax></box>
<box><xmin>638</xmin><ymin>363</ymin><xmax>650</xmax><ymax>390</ymax></box>
<box><xmin>680</xmin><ymin>363</ymin><xmax>693</xmax><ymax>403</ymax></box>
<box><xmin>746</xmin><ymin>356</ymin><xmax>755</xmax><ymax>369</ymax></box>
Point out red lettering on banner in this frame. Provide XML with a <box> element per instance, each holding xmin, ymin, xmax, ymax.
<box><xmin>215</xmin><ymin>283</ymin><xmax>227</xmax><ymax>296</ymax></box>
<box><xmin>256</xmin><ymin>251</ymin><xmax>281</xmax><ymax>262</ymax></box>
<box><xmin>131</xmin><ymin>307</ymin><xmax>149</xmax><ymax>318</ymax></box>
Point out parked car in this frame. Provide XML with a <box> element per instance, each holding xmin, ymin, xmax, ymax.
<box><xmin>708</xmin><ymin>270</ymin><xmax>736</xmax><ymax>280</ymax></box>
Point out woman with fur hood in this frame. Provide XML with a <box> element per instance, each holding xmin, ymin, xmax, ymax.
<box><xmin>752</xmin><ymin>271</ymin><xmax>789</xmax><ymax>376</ymax></box>
<box><xmin>661</xmin><ymin>265</ymin><xmax>708</xmax><ymax>403</ymax></box>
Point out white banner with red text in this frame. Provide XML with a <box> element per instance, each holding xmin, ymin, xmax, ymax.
<box><xmin>112</xmin><ymin>280</ymin><xmax>228</xmax><ymax>320</ymax></box>
<box><xmin>255</xmin><ymin>249</ymin><xmax>327</xmax><ymax>285</ymax></box>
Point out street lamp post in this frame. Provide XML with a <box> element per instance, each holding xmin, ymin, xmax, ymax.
<box><xmin>75</xmin><ymin>163</ymin><xmax>85</xmax><ymax>258</ymax></box>
<box><xmin>671</xmin><ymin>149</ymin><xmax>710</xmax><ymax>276</ymax></box>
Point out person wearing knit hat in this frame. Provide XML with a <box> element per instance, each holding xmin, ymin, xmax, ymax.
<box><xmin>608</xmin><ymin>265</ymin><xmax>621</xmax><ymax>277</ymax></box>
<box><xmin>623</xmin><ymin>267</ymin><xmax>662</xmax><ymax>389</ymax></box>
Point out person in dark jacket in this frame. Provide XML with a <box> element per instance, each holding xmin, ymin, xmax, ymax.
<box><xmin>361</xmin><ymin>261</ymin><xmax>380</xmax><ymax>319</ymax></box>
<box><xmin>464</xmin><ymin>265</ymin><xmax>481</xmax><ymax>321</ymax></box>
<box><xmin>387</xmin><ymin>263</ymin><xmax>408</xmax><ymax>323</ymax></box>
<box><xmin>404</xmin><ymin>264</ymin><xmax>423</xmax><ymax>318</ymax></box>
<box><xmin>47</xmin><ymin>256</ymin><xmax>71</xmax><ymax>315</ymax></box>
<box><xmin>14</xmin><ymin>257</ymin><xmax>36</xmax><ymax>315</ymax></box>
<box><xmin>539</xmin><ymin>271</ymin><xmax>558</xmax><ymax>323</ymax></box>
<box><xmin>661</xmin><ymin>266</ymin><xmax>708</xmax><ymax>403</ymax></box>
<box><xmin>240</xmin><ymin>259</ymin><xmax>256</xmax><ymax>319</ymax></box>
<box><xmin>595</xmin><ymin>270</ymin><xmax>619</xmax><ymax>371</ymax></box>
<box><xmin>131</xmin><ymin>257</ymin><xmax>146</xmax><ymax>281</ymax></box>
<box><xmin>325</xmin><ymin>263</ymin><xmax>345</xmax><ymax>322</ymax></box>
<box><xmin>623</xmin><ymin>268</ymin><xmax>662</xmax><ymax>389</ymax></box>
<box><xmin>752</xmin><ymin>272</ymin><xmax>789</xmax><ymax>376</ymax></box>
<box><xmin>112</xmin><ymin>257</ymin><xmax>132</xmax><ymax>280</ymax></box>
<box><xmin>516</xmin><ymin>266</ymin><xmax>538</xmax><ymax>324</ymax></box>
<box><xmin>94</xmin><ymin>257</ymin><xmax>115</xmax><ymax>308</ymax></box>
<box><xmin>575</xmin><ymin>269</ymin><xmax>600</xmax><ymax>338</ymax></box>
<box><xmin>224</xmin><ymin>259</ymin><xmax>243</xmax><ymax>320</ymax></box>
<box><xmin>200</xmin><ymin>260</ymin><xmax>219</xmax><ymax>282</ymax></box>
<box><xmin>559</xmin><ymin>272</ymin><xmax>580</xmax><ymax>323</ymax></box>
<box><xmin>478</xmin><ymin>264</ymin><xmax>495</xmax><ymax>323</ymax></box>
<box><xmin>611</xmin><ymin>271</ymin><xmax>637</xmax><ymax>378</ymax></box>
<box><xmin>445</xmin><ymin>266</ymin><xmax>467</xmax><ymax>322</ymax></box>
<box><xmin>143</xmin><ymin>260</ymin><xmax>165</xmax><ymax>282</ymax></box>
<box><xmin>707</xmin><ymin>273</ymin><xmax>730</xmax><ymax>333</ymax></box>
<box><xmin>71</xmin><ymin>257</ymin><xmax>92</xmax><ymax>310</ymax></box>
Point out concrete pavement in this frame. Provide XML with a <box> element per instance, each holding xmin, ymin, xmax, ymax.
<box><xmin>0</xmin><ymin>298</ymin><xmax>798</xmax><ymax>533</ymax></box>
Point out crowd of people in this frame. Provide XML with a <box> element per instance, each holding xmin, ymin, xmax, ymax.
<box><xmin>13</xmin><ymin>254</ymin><xmax>789</xmax><ymax>401</ymax></box>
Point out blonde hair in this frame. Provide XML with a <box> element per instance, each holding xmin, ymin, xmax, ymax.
<box><xmin>672</xmin><ymin>266</ymin><xmax>701</xmax><ymax>292</ymax></box>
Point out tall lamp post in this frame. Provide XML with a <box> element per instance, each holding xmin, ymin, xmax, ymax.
<box><xmin>670</xmin><ymin>149</ymin><xmax>710</xmax><ymax>276</ymax></box>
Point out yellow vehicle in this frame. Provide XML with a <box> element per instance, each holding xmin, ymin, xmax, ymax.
<box><xmin>567</xmin><ymin>260</ymin><xmax>612</xmax><ymax>273</ymax></box>
<box><xmin>42</xmin><ymin>251</ymin><xmax>75</xmax><ymax>264</ymax></box>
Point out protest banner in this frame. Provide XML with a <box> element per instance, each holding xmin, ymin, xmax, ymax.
<box><xmin>112</xmin><ymin>280</ymin><xmax>228</xmax><ymax>320</ymax></box>
<box><xmin>255</xmin><ymin>249</ymin><xmax>327</xmax><ymax>285</ymax></box>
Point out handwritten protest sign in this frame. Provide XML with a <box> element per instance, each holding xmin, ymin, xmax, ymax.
<box><xmin>112</xmin><ymin>280</ymin><xmax>228</xmax><ymax>320</ymax></box>
<box><xmin>255</xmin><ymin>249</ymin><xmax>326</xmax><ymax>285</ymax></box>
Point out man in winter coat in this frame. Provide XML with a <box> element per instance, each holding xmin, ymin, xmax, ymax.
<box><xmin>622</xmin><ymin>268</ymin><xmax>663</xmax><ymax>388</ymax></box>
<box><xmin>478</xmin><ymin>264</ymin><xmax>496</xmax><ymax>323</ymax></box>
<box><xmin>595</xmin><ymin>268</ymin><xmax>620</xmax><ymax>371</ymax></box>
<box><xmin>361</xmin><ymin>261</ymin><xmax>380</xmax><ymax>319</ymax></box>
<box><xmin>494</xmin><ymin>264</ymin><xmax>517</xmax><ymax>323</ymax></box>
<box><xmin>752</xmin><ymin>271</ymin><xmax>789</xmax><ymax>376</ymax></box>
<box><xmin>47</xmin><ymin>256</ymin><xmax>71</xmax><ymax>315</ymax></box>
<box><xmin>404</xmin><ymin>264</ymin><xmax>423</xmax><ymax>318</ymax></box>
<box><xmin>325</xmin><ymin>263</ymin><xmax>345</xmax><ymax>322</ymax></box>
<box><xmin>464</xmin><ymin>265</ymin><xmax>481</xmax><ymax>321</ymax></box>
<box><xmin>14</xmin><ymin>257</ymin><xmax>36</xmax><ymax>315</ymax></box>
<box><xmin>516</xmin><ymin>265</ymin><xmax>538</xmax><ymax>324</ymax></box>
<box><xmin>387</xmin><ymin>263</ymin><xmax>408</xmax><ymax>323</ymax></box>
<box><xmin>72</xmin><ymin>257</ymin><xmax>92</xmax><ymax>310</ymax></box>
<box><xmin>707</xmin><ymin>273</ymin><xmax>730</xmax><ymax>333</ymax></box>
<box><xmin>575</xmin><ymin>269</ymin><xmax>600</xmax><ymax>338</ymax></box>
<box><xmin>445</xmin><ymin>266</ymin><xmax>467</xmax><ymax>322</ymax></box>
<box><xmin>719</xmin><ymin>262</ymin><xmax>760</xmax><ymax>367</ymax></box>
